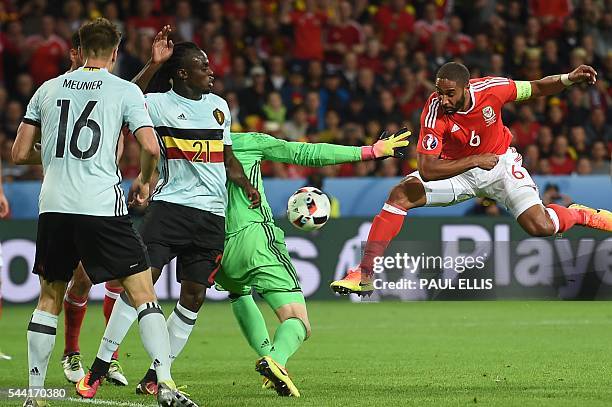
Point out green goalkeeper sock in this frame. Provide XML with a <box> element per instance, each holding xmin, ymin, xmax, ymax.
<box><xmin>231</xmin><ymin>294</ymin><xmax>272</xmax><ymax>357</ymax></box>
<box><xmin>269</xmin><ymin>318</ymin><xmax>306</xmax><ymax>367</ymax></box>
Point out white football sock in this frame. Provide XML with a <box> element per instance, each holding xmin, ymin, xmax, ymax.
<box><xmin>27</xmin><ymin>310</ymin><xmax>58</xmax><ymax>388</ymax></box>
<box><xmin>150</xmin><ymin>301</ymin><xmax>198</xmax><ymax>369</ymax></box>
<box><xmin>96</xmin><ymin>294</ymin><xmax>137</xmax><ymax>362</ymax></box>
<box><xmin>137</xmin><ymin>302</ymin><xmax>172</xmax><ymax>383</ymax></box>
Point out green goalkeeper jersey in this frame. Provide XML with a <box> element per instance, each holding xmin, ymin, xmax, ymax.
<box><xmin>226</xmin><ymin>132</ymin><xmax>362</xmax><ymax>236</ymax></box>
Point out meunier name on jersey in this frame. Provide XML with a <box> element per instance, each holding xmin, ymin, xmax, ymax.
<box><xmin>62</xmin><ymin>79</ymin><xmax>103</xmax><ymax>91</ymax></box>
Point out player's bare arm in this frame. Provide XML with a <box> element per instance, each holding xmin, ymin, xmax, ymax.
<box><xmin>132</xmin><ymin>25</ymin><xmax>173</xmax><ymax>92</ymax></box>
<box><xmin>225</xmin><ymin>145</ymin><xmax>261</xmax><ymax>208</ymax></box>
<box><xmin>528</xmin><ymin>64</ymin><xmax>597</xmax><ymax>99</ymax></box>
<box><xmin>417</xmin><ymin>152</ymin><xmax>498</xmax><ymax>182</ymax></box>
<box><xmin>131</xmin><ymin>126</ymin><xmax>160</xmax><ymax>206</ymax></box>
<box><xmin>12</xmin><ymin>122</ymin><xmax>42</xmax><ymax>165</ymax></box>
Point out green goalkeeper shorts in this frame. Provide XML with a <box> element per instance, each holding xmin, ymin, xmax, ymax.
<box><xmin>215</xmin><ymin>222</ymin><xmax>302</xmax><ymax>295</ymax></box>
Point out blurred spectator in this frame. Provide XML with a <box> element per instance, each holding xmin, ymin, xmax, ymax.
<box><xmin>590</xmin><ymin>141</ymin><xmax>611</xmax><ymax>175</ymax></box>
<box><xmin>536</xmin><ymin>126</ymin><xmax>554</xmax><ymax>158</ymax></box>
<box><xmin>446</xmin><ymin>15</ymin><xmax>473</xmax><ymax>57</ymax></box>
<box><xmin>574</xmin><ymin>156</ymin><xmax>592</xmax><ymax>175</ymax></box>
<box><xmin>305</xmin><ymin>90</ymin><xmax>324</xmax><ymax>130</ymax></box>
<box><xmin>376</xmin><ymin>90</ymin><xmax>403</xmax><ymax>129</ymax></box>
<box><xmin>25</xmin><ymin>16</ymin><xmax>68</xmax><ymax>86</ymax></box>
<box><xmin>281</xmin><ymin>0</ymin><xmax>326</xmax><ymax>62</ymax></box>
<box><xmin>541</xmin><ymin>183</ymin><xmax>573</xmax><ymax>206</ymax></box>
<box><xmin>465</xmin><ymin>198</ymin><xmax>508</xmax><ymax>217</ymax></box>
<box><xmin>549</xmin><ymin>136</ymin><xmax>576</xmax><ymax>175</ymax></box>
<box><xmin>584</xmin><ymin>108</ymin><xmax>611</xmax><ymax>144</ymax></box>
<box><xmin>511</xmin><ymin>105</ymin><xmax>540</xmax><ymax>149</ymax></box>
<box><xmin>268</xmin><ymin>55</ymin><xmax>286</xmax><ymax>92</ymax></box>
<box><xmin>283</xmin><ymin>105</ymin><xmax>309</xmax><ymax>141</ymax></box>
<box><xmin>414</xmin><ymin>3</ymin><xmax>448</xmax><ymax>51</ymax></box>
<box><xmin>374</xmin><ymin>0</ymin><xmax>414</xmax><ymax>51</ymax></box>
<box><xmin>523</xmin><ymin>144</ymin><xmax>540</xmax><ymax>174</ymax></box>
<box><xmin>319</xmin><ymin>110</ymin><xmax>342</xmax><ymax>143</ymax></box>
<box><xmin>209</xmin><ymin>34</ymin><xmax>231</xmax><ymax>78</ymax></box>
<box><xmin>174</xmin><ymin>0</ymin><xmax>198</xmax><ymax>42</ymax></box>
<box><xmin>262</xmin><ymin>91</ymin><xmax>286</xmax><ymax>131</ymax></box>
<box><xmin>569</xmin><ymin>126</ymin><xmax>589</xmax><ymax>157</ymax></box>
<box><xmin>1</xmin><ymin>137</ymin><xmax>27</xmax><ymax>180</ymax></box>
<box><xmin>542</xmin><ymin>39</ymin><xmax>562</xmax><ymax>76</ymax></box>
<box><xmin>324</xmin><ymin>1</ymin><xmax>364</xmax><ymax>66</ymax></box>
<box><xmin>3</xmin><ymin>101</ymin><xmax>23</xmax><ymax>137</ymax></box>
<box><xmin>238</xmin><ymin>65</ymin><xmax>270</xmax><ymax>118</ymax></box>
<box><xmin>280</xmin><ymin>64</ymin><xmax>306</xmax><ymax>110</ymax></box>
<box><xmin>126</xmin><ymin>0</ymin><xmax>164</xmax><ymax>37</ymax></box>
<box><xmin>464</xmin><ymin>33</ymin><xmax>492</xmax><ymax>73</ymax></box>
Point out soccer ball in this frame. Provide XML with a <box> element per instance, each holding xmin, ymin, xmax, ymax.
<box><xmin>287</xmin><ymin>187</ymin><xmax>331</xmax><ymax>231</ymax></box>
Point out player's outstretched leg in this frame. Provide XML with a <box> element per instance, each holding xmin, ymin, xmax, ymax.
<box><xmin>331</xmin><ymin>177</ymin><xmax>427</xmax><ymax>295</ymax></box>
<box><xmin>255</xmin><ymin>292</ymin><xmax>310</xmax><ymax>398</ymax></box>
<box><xmin>62</xmin><ymin>263</ymin><xmax>90</xmax><ymax>383</ymax></box>
<box><xmin>103</xmin><ymin>280</ymin><xmax>128</xmax><ymax>386</ymax></box>
<box><xmin>519</xmin><ymin>203</ymin><xmax>612</xmax><ymax>237</ymax></box>
<box><xmin>25</xmin><ymin>278</ymin><xmax>67</xmax><ymax>407</ymax></box>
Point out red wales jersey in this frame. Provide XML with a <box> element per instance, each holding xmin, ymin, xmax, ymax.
<box><xmin>417</xmin><ymin>77</ymin><xmax>518</xmax><ymax>160</ymax></box>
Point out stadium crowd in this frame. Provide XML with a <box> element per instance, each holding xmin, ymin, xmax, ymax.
<box><xmin>0</xmin><ymin>0</ymin><xmax>610</xmax><ymax>182</ymax></box>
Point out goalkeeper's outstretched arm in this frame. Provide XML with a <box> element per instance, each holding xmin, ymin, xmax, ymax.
<box><xmin>253</xmin><ymin>130</ymin><xmax>410</xmax><ymax>166</ymax></box>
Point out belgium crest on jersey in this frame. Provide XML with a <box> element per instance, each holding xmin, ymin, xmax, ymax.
<box><xmin>213</xmin><ymin>108</ymin><xmax>225</xmax><ymax>125</ymax></box>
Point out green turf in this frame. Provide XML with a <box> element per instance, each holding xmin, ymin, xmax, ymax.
<box><xmin>1</xmin><ymin>301</ymin><xmax>612</xmax><ymax>406</ymax></box>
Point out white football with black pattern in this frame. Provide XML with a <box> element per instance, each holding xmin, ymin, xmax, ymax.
<box><xmin>287</xmin><ymin>187</ymin><xmax>331</xmax><ymax>231</ymax></box>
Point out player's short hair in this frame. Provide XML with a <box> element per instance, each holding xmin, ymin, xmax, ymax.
<box><xmin>148</xmin><ymin>42</ymin><xmax>203</xmax><ymax>92</ymax></box>
<box><xmin>79</xmin><ymin>18</ymin><xmax>121</xmax><ymax>59</ymax></box>
<box><xmin>436</xmin><ymin>62</ymin><xmax>470</xmax><ymax>87</ymax></box>
<box><xmin>71</xmin><ymin>31</ymin><xmax>80</xmax><ymax>49</ymax></box>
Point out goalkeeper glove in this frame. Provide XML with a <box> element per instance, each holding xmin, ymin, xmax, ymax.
<box><xmin>362</xmin><ymin>127</ymin><xmax>411</xmax><ymax>160</ymax></box>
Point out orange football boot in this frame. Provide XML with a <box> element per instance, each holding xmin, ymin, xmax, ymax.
<box><xmin>330</xmin><ymin>267</ymin><xmax>374</xmax><ymax>296</ymax></box>
<box><xmin>569</xmin><ymin>204</ymin><xmax>612</xmax><ymax>232</ymax></box>
<box><xmin>76</xmin><ymin>371</ymin><xmax>102</xmax><ymax>399</ymax></box>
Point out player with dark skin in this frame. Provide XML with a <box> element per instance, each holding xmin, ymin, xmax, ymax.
<box><xmin>130</xmin><ymin>25</ymin><xmax>261</xmax><ymax>314</ymax></box>
<box><xmin>391</xmin><ymin>64</ymin><xmax>597</xmax><ymax>237</ymax></box>
<box><xmin>332</xmin><ymin>62</ymin><xmax>610</xmax><ymax>296</ymax></box>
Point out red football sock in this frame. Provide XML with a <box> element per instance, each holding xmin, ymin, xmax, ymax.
<box><xmin>359</xmin><ymin>203</ymin><xmax>407</xmax><ymax>275</ymax></box>
<box><xmin>104</xmin><ymin>283</ymin><xmax>123</xmax><ymax>360</ymax></box>
<box><xmin>546</xmin><ymin>204</ymin><xmax>586</xmax><ymax>233</ymax></box>
<box><xmin>63</xmin><ymin>292</ymin><xmax>88</xmax><ymax>355</ymax></box>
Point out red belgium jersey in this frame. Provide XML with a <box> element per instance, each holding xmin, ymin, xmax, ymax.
<box><xmin>417</xmin><ymin>77</ymin><xmax>518</xmax><ymax>160</ymax></box>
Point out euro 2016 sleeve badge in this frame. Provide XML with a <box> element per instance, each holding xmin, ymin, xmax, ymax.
<box><xmin>213</xmin><ymin>108</ymin><xmax>225</xmax><ymax>125</ymax></box>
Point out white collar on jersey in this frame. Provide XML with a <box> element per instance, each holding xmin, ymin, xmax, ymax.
<box><xmin>169</xmin><ymin>88</ymin><xmax>206</xmax><ymax>102</ymax></box>
<box><xmin>456</xmin><ymin>85</ymin><xmax>476</xmax><ymax>115</ymax></box>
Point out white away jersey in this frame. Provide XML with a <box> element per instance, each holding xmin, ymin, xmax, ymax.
<box><xmin>146</xmin><ymin>89</ymin><xmax>231</xmax><ymax>217</ymax></box>
<box><xmin>23</xmin><ymin>67</ymin><xmax>153</xmax><ymax>216</ymax></box>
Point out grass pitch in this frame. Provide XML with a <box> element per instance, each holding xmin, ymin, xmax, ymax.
<box><xmin>1</xmin><ymin>301</ymin><xmax>612</xmax><ymax>406</ymax></box>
